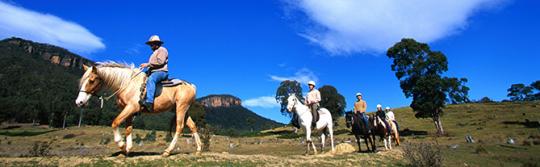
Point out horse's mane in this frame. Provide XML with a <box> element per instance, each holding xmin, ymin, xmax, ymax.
<box><xmin>96</xmin><ymin>61</ymin><xmax>136</xmax><ymax>69</ymax></box>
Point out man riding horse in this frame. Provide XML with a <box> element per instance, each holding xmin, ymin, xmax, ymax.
<box><xmin>376</xmin><ymin>104</ymin><xmax>391</xmax><ymax>134</ymax></box>
<box><xmin>353</xmin><ymin>93</ymin><xmax>369</xmax><ymax>131</ymax></box>
<box><xmin>140</xmin><ymin>35</ymin><xmax>169</xmax><ymax>111</ymax></box>
<box><xmin>385</xmin><ymin>106</ymin><xmax>399</xmax><ymax>131</ymax></box>
<box><xmin>305</xmin><ymin>81</ymin><xmax>321</xmax><ymax>128</ymax></box>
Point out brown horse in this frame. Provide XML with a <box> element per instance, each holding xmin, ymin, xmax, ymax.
<box><xmin>369</xmin><ymin>114</ymin><xmax>400</xmax><ymax>150</ymax></box>
<box><xmin>75</xmin><ymin>62</ymin><xmax>201</xmax><ymax>156</ymax></box>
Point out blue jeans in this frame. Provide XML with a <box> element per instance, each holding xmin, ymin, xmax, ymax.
<box><xmin>145</xmin><ymin>71</ymin><xmax>168</xmax><ymax>103</ymax></box>
<box><xmin>359</xmin><ymin>113</ymin><xmax>369</xmax><ymax>130</ymax></box>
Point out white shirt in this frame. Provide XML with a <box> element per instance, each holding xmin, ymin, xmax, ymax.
<box><xmin>305</xmin><ymin>89</ymin><xmax>321</xmax><ymax>104</ymax></box>
<box><xmin>387</xmin><ymin>111</ymin><xmax>395</xmax><ymax>121</ymax></box>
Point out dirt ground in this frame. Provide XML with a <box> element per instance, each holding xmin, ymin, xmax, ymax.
<box><xmin>0</xmin><ymin>125</ymin><xmax>405</xmax><ymax>166</ymax></box>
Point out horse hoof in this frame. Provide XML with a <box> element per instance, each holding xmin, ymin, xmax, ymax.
<box><xmin>162</xmin><ymin>152</ymin><xmax>170</xmax><ymax>157</ymax></box>
<box><xmin>195</xmin><ymin>151</ymin><xmax>202</xmax><ymax>156</ymax></box>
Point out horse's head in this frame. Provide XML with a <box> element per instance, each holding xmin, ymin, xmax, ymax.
<box><xmin>75</xmin><ymin>65</ymin><xmax>103</xmax><ymax>107</ymax></box>
<box><xmin>345</xmin><ymin>112</ymin><xmax>353</xmax><ymax>128</ymax></box>
<box><xmin>286</xmin><ymin>94</ymin><xmax>298</xmax><ymax>112</ymax></box>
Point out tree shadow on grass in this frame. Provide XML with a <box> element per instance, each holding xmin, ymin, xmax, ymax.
<box><xmin>0</xmin><ymin>129</ymin><xmax>57</xmax><ymax>136</ymax></box>
<box><xmin>502</xmin><ymin>119</ymin><xmax>540</xmax><ymax>128</ymax></box>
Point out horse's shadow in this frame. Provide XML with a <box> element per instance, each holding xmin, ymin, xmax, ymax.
<box><xmin>110</xmin><ymin>151</ymin><xmax>185</xmax><ymax>157</ymax></box>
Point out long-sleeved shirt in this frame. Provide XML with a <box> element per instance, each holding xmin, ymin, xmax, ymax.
<box><xmin>148</xmin><ymin>46</ymin><xmax>168</xmax><ymax>72</ymax></box>
<box><xmin>387</xmin><ymin>111</ymin><xmax>395</xmax><ymax>121</ymax></box>
<box><xmin>354</xmin><ymin>100</ymin><xmax>367</xmax><ymax>113</ymax></box>
<box><xmin>305</xmin><ymin>89</ymin><xmax>321</xmax><ymax>105</ymax></box>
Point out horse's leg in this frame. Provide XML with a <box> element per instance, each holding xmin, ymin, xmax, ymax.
<box><xmin>111</xmin><ymin>105</ymin><xmax>136</xmax><ymax>153</ymax></box>
<box><xmin>329</xmin><ymin>126</ymin><xmax>335</xmax><ymax>152</ymax></box>
<box><xmin>320</xmin><ymin>133</ymin><xmax>325</xmax><ymax>152</ymax></box>
<box><xmin>370</xmin><ymin>134</ymin><xmax>376</xmax><ymax>152</ymax></box>
<box><xmin>124</xmin><ymin>115</ymin><xmax>134</xmax><ymax>154</ymax></box>
<box><xmin>383</xmin><ymin>134</ymin><xmax>388</xmax><ymax>150</ymax></box>
<box><xmin>162</xmin><ymin>103</ymin><xmax>189</xmax><ymax>157</ymax></box>
<box><xmin>363</xmin><ymin>136</ymin><xmax>369</xmax><ymax>152</ymax></box>
<box><xmin>311</xmin><ymin>139</ymin><xmax>318</xmax><ymax>155</ymax></box>
<box><xmin>305</xmin><ymin>126</ymin><xmax>311</xmax><ymax>155</ymax></box>
<box><xmin>185</xmin><ymin>116</ymin><xmax>202</xmax><ymax>154</ymax></box>
<box><xmin>393</xmin><ymin>124</ymin><xmax>401</xmax><ymax>146</ymax></box>
<box><xmin>388</xmin><ymin>134</ymin><xmax>392</xmax><ymax>149</ymax></box>
<box><xmin>355</xmin><ymin>135</ymin><xmax>362</xmax><ymax>152</ymax></box>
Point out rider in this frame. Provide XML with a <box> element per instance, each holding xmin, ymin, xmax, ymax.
<box><xmin>385</xmin><ymin>106</ymin><xmax>399</xmax><ymax>131</ymax></box>
<box><xmin>376</xmin><ymin>104</ymin><xmax>391</xmax><ymax>134</ymax></box>
<box><xmin>353</xmin><ymin>93</ymin><xmax>369</xmax><ymax>130</ymax></box>
<box><xmin>305</xmin><ymin>81</ymin><xmax>321</xmax><ymax>128</ymax></box>
<box><xmin>140</xmin><ymin>35</ymin><xmax>169</xmax><ymax>111</ymax></box>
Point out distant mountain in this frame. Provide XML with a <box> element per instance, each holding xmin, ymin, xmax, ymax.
<box><xmin>197</xmin><ymin>95</ymin><xmax>284</xmax><ymax>135</ymax></box>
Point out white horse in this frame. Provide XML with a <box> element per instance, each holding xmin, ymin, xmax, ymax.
<box><xmin>286</xmin><ymin>95</ymin><xmax>335</xmax><ymax>154</ymax></box>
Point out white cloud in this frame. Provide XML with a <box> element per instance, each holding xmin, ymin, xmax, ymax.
<box><xmin>270</xmin><ymin>68</ymin><xmax>319</xmax><ymax>84</ymax></box>
<box><xmin>286</xmin><ymin>0</ymin><xmax>506</xmax><ymax>54</ymax></box>
<box><xmin>243</xmin><ymin>96</ymin><xmax>280</xmax><ymax>108</ymax></box>
<box><xmin>0</xmin><ymin>2</ymin><xmax>105</xmax><ymax>54</ymax></box>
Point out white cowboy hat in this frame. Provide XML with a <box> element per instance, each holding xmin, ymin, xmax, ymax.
<box><xmin>307</xmin><ymin>81</ymin><xmax>316</xmax><ymax>86</ymax></box>
<box><xmin>356</xmin><ymin>92</ymin><xmax>362</xmax><ymax>97</ymax></box>
<box><xmin>385</xmin><ymin>107</ymin><xmax>391</xmax><ymax>110</ymax></box>
<box><xmin>146</xmin><ymin>35</ymin><xmax>164</xmax><ymax>45</ymax></box>
<box><xmin>377</xmin><ymin>104</ymin><xmax>382</xmax><ymax>108</ymax></box>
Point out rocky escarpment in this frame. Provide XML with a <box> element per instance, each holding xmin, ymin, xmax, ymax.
<box><xmin>1</xmin><ymin>37</ymin><xmax>94</xmax><ymax>69</ymax></box>
<box><xmin>197</xmin><ymin>94</ymin><xmax>242</xmax><ymax>108</ymax></box>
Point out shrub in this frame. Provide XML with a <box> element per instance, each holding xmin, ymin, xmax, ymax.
<box><xmin>403</xmin><ymin>142</ymin><xmax>443</xmax><ymax>167</ymax></box>
<box><xmin>144</xmin><ymin>130</ymin><xmax>156</xmax><ymax>142</ymax></box>
<box><xmin>475</xmin><ymin>145</ymin><xmax>488</xmax><ymax>154</ymax></box>
<box><xmin>63</xmin><ymin>133</ymin><xmax>76</xmax><ymax>139</ymax></box>
<box><xmin>28</xmin><ymin>139</ymin><xmax>55</xmax><ymax>156</ymax></box>
<box><xmin>199</xmin><ymin>124</ymin><xmax>213</xmax><ymax>152</ymax></box>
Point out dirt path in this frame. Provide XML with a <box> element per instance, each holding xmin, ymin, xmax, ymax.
<box><xmin>0</xmin><ymin>149</ymin><xmax>404</xmax><ymax>166</ymax></box>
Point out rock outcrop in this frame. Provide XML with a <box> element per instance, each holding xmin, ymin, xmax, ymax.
<box><xmin>198</xmin><ymin>94</ymin><xmax>242</xmax><ymax>108</ymax></box>
<box><xmin>1</xmin><ymin>37</ymin><xmax>94</xmax><ymax>70</ymax></box>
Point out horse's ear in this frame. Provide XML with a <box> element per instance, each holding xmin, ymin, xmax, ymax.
<box><xmin>83</xmin><ymin>64</ymin><xmax>89</xmax><ymax>71</ymax></box>
<box><xmin>91</xmin><ymin>65</ymin><xmax>97</xmax><ymax>73</ymax></box>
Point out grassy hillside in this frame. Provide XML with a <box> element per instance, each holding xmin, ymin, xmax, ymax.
<box><xmin>261</xmin><ymin>101</ymin><xmax>540</xmax><ymax>166</ymax></box>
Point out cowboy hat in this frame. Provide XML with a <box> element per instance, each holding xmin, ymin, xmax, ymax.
<box><xmin>145</xmin><ymin>35</ymin><xmax>164</xmax><ymax>45</ymax></box>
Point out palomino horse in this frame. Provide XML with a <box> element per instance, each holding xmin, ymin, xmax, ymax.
<box><xmin>345</xmin><ymin>112</ymin><xmax>376</xmax><ymax>152</ymax></box>
<box><xmin>286</xmin><ymin>95</ymin><xmax>335</xmax><ymax>154</ymax></box>
<box><xmin>75</xmin><ymin>62</ymin><xmax>202</xmax><ymax>156</ymax></box>
<box><xmin>370</xmin><ymin>115</ymin><xmax>400</xmax><ymax>150</ymax></box>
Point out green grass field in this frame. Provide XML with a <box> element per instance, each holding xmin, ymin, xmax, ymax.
<box><xmin>0</xmin><ymin>101</ymin><xmax>539</xmax><ymax>166</ymax></box>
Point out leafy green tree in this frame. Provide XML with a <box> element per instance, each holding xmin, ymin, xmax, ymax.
<box><xmin>507</xmin><ymin>84</ymin><xmax>533</xmax><ymax>101</ymax></box>
<box><xmin>387</xmin><ymin>38</ymin><xmax>470</xmax><ymax>135</ymax></box>
<box><xmin>275</xmin><ymin>80</ymin><xmax>304</xmax><ymax>117</ymax></box>
<box><xmin>530</xmin><ymin>80</ymin><xmax>540</xmax><ymax>100</ymax></box>
<box><xmin>318</xmin><ymin>85</ymin><xmax>346</xmax><ymax>125</ymax></box>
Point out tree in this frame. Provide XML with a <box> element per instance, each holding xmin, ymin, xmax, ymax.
<box><xmin>530</xmin><ymin>80</ymin><xmax>540</xmax><ymax>100</ymax></box>
<box><xmin>387</xmin><ymin>38</ymin><xmax>469</xmax><ymax>135</ymax></box>
<box><xmin>275</xmin><ymin>80</ymin><xmax>304</xmax><ymax>118</ymax></box>
<box><xmin>507</xmin><ymin>84</ymin><xmax>533</xmax><ymax>101</ymax></box>
<box><xmin>478</xmin><ymin>97</ymin><xmax>493</xmax><ymax>103</ymax></box>
<box><xmin>318</xmin><ymin>85</ymin><xmax>346</xmax><ymax>125</ymax></box>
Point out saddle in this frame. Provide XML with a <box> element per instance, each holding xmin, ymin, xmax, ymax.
<box><xmin>139</xmin><ymin>77</ymin><xmax>190</xmax><ymax>111</ymax></box>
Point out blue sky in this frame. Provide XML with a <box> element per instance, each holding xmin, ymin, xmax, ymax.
<box><xmin>1</xmin><ymin>0</ymin><xmax>538</xmax><ymax>123</ymax></box>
